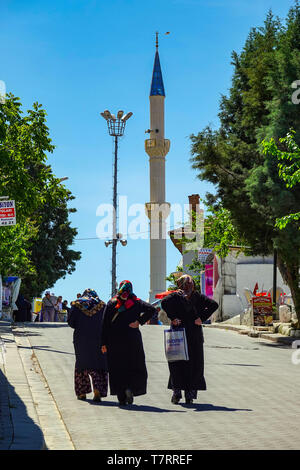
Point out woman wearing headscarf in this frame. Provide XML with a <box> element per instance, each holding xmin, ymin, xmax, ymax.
<box><xmin>68</xmin><ymin>289</ymin><xmax>108</xmax><ymax>402</ymax></box>
<box><xmin>161</xmin><ymin>274</ymin><xmax>218</xmax><ymax>404</ymax></box>
<box><xmin>101</xmin><ymin>280</ymin><xmax>157</xmax><ymax>406</ymax></box>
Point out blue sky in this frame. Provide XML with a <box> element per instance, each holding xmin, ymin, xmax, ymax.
<box><xmin>1</xmin><ymin>0</ymin><xmax>295</xmax><ymax>303</ymax></box>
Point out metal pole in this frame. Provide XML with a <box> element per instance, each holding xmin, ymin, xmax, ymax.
<box><xmin>100</xmin><ymin>110</ymin><xmax>132</xmax><ymax>298</ymax></box>
<box><xmin>111</xmin><ymin>136</ymin><xmax>118</xmax><ymax>298</ymax></box>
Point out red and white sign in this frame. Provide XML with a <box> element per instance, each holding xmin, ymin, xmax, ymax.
<box><xmin>198</xmin><ymin>248</ymin><xmax>213</xmax><ymax>263</ymax></box>
<box><xmin>0</xmin><ymin>200</ymin><xmax>16</xmax><ymax>226</ymax></box>
<box><xmin>252</xmin><ymin>296</ymin><xmax>274</xmax><ymax>326</ymax></box>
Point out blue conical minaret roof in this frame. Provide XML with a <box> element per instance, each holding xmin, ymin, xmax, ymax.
<box><xmin>150</xmin><ymin>49</ymin><xmax>165</xmax><ymax>97</ymax></box>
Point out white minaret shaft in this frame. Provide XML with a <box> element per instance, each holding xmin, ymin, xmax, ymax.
<box><xmin>145</xmin><ymin>39</ymin><xmax>170</xmax><ymax>303</ymax></box>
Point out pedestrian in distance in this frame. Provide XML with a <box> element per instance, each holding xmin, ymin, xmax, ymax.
<box><xmin>41</xmin><ymin>291</ymin><xmax>56</xmax><ymax>322</ymax></box>
<box><xmin>68</xmin><ymin>289</ymin><xmax>108</xmax><ymax>402</ymax></box>
<box><xmin>101</xmin><ymin>280</ymin><xmax>157</xmax><ymax>406</ymax></box>
<box><xmin>14</xmin><ymin>294</ymin><xmax>32</xmax><ymax>322</ymax></box>
<box><xmin>62</xmin><ymin>300</ymin><xmax>71</xmax><ymax>320</ymax></box>
<box><xmin>55</xmin><ymin>295</ymin><xmax>64</xmax><ymax>322</ymax></box>
<box><xmin>161</xmin><ymin>274</ymin><xmax>218</xmax><ymax>405</ymax></box>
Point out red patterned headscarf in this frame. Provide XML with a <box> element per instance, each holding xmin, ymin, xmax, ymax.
<box><xmin>112</xmin><ymin>280</ymin><xmax>139</xmax><ymax>312</ymax></box>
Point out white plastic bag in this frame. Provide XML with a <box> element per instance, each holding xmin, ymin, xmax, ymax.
<box><xmin>164</xmin><ymin>328</ymin><xmax>189</xmax><ymax>362</ymax></box>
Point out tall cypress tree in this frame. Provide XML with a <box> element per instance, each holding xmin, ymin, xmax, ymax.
<box><xmin>190</xmin><ymin>3</ymin><xmax>300</xmax><ymax>321</ymax></box>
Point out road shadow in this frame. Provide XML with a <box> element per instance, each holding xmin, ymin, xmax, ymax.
<box><xmin>0</xmin><ymin>322</ymin><xmax>15</xmax><ymax>343</ymax></box>
<box><xmin>8</xmin><ymin>326</ymin><xmax>74</xmax><ymax>356</ymax></box>
<box><xmin>15</xmin><ymin>344</ymin><xmax>74</xmax><ymax>356</ymax></box>
<box><xmin>180</xmin><ymin>403</ymin><xmax>252</xmax><ymax>412</ymax></box>
<box><xmin>0</xmin><ymin>369</ymin><xmax>45</xmax><ymax>450</ymax></box>
<box><xmin>222</xmin><ymin>363</ymin><xmax>261</xmax><ymax>367</ymax></box>
<box><xmin>11</xmin><ymin>329</ymin><xmax>42</xmax><ymax>338</ymax></box>
<box><xmin>11</xmin><ymin>323</ymin><xmax>71</xmax><ymax>338</ymax></box>
<box><xmin>24</xmin><ymin>323</ymin><xmax>70</xmax><ymax>329</ymax></box>
<box><xmin>85</xmin><ymin>399</ymin><xmax>185</xmax><ymax>413</ymax></box>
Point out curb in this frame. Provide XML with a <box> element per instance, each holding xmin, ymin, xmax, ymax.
<box><xmin>204</xmin><ymin>323</ymin><xmax>295</xmax><ymax>346</ymax></box>
<box><xmin>0</xmin><ymin>321</ymin><xmax>46</xmax><ymax>450</ymax></box>
<box><xmin>11</xmin><ymin>323</ymin><xmax>75</xmax><ymax>450</ymax></box>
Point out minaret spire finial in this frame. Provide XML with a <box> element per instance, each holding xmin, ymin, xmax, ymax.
<box><xmin>150</xmin><ymin>31</ymin><xmax>165</xmax><ymax>96</ymax></box>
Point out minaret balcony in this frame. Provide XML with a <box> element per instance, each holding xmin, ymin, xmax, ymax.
<box><xmin>145</xmin><ymin>138</ymin><xmax>170</xmax><ymax>158</ymax></box>
<box><xmin>145</xmin><ymin>201</ymin><xmax>171</xmax><ymax>220</ymax></box>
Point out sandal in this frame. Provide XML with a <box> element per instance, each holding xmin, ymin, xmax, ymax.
<box><xmin>93</xmin><ymin>389</ymin><xmax>101</xmax><ymax>402</ymax></box>
<box><xmin>77</xmin><ymin>394</ymin><xmax>86</xmax><ymax>401</ymax></box>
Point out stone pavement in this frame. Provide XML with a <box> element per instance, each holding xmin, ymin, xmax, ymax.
<box><xmin>0</xmin><ymin>321</ymin><xmax>45</xmax><ymax>450</ymax></box>
<box><xmin>1</xmin><ymin>320</ymin><xmax>300</xmax><ymax>450</ymax></box>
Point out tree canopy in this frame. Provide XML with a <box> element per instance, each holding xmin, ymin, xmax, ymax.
<box><xmin>190</xmin><ymin>2</ymin><xmax>300</xmax><ymax>321</ymax></box>
<box><xmin>0</xmin><ymin>93</ymin><xmax>81</xmax><ymax>299</ymax></box>
<box><xmin>262</xmin><ymin>130</ymin><xmax>300</xmax><ymax>229</ymax></box>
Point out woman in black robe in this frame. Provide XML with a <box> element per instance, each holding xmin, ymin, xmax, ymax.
<box><xmin>15</xmin><ymin>294</ymin><xmax>32</xmax><ymax>322</ymax></box>
<box><xmin>161</xmin><ymin>275</ymin><xmax>218</xmax><ymax>404</ymax></box>
<box><xmin>68</xmin><ymin>289</ymin><xmax>108</xmax><ymax>402</ymax></box>
<box><xmin>101</xmin><ymin>280</ymin><xmax>156</xmax><ymax>406</ymax></box>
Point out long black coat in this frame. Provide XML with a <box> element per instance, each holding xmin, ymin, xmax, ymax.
<box><xmin>101</xmin><ymin>299</ymin><xmax>156</xmax><ymax>397</ymax></box>
<box><xmin>68</xmin><ymin>304</ymin><xmax>107</xmax><ymax>372</ymax></box>
<box><xmin>161</xmin><ymin>291</ymin><xmax>218</xmax><ymax>391</ymax></box>
<box><xmin>15</xmin><ymin>295</ymin><xmax>32</xmax><ymax>322</ymax></box>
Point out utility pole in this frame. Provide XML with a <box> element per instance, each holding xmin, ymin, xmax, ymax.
<box><xmin>100</xmin><ymin>110</ymin><xmax>132</xmax><ymax>297</ymax></box>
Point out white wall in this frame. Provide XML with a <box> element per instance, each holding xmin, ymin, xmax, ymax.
<box><xmin>237</xmin><ymin>263</ymin><xmax>289</xmax><ymax>309</ymax></box>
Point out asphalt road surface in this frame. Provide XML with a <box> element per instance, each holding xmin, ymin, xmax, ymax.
<box><xmin>16</xmin><ymin>323</ymin><xmax>300</xmax><ymax>450</ymax></box>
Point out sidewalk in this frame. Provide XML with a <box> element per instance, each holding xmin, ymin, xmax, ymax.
<box><xmin>0</xmin><ymin>321</ymin><xmax>45</xmax><ymax>450</ymax></box>
<box><xmin>0</xmin><ymin>320</ymin><xmax>74</xmax><ymax>450</ymax></box>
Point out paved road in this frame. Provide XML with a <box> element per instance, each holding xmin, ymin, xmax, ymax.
<box><xmin>13</xmin><ymin>323</ymin><xmax>300</xmax><ymax>450</ymax></box>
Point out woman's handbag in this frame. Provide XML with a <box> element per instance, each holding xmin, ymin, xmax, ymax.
<box><xmin>164</xmin><ymin>328</ymin><xmax>189</xmax><ymax>362</ymax></box>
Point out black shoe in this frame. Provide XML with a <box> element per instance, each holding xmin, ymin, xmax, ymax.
<box><xmin>171</xmin><ymin>395</ymin><xmax>180</xmax><ymax>404</ymax></box>
<box><xmin>117</xmin><ymin>392</ymin><xmax>127</xmax><ymax>406</ymax></box>
<box><xmin>185</xmin><ymin>398</ymin><xmax>193</xmax><ymax>404</ymax></box>
<box><xmin>125</xmin><ymin>389</ymin><xmax>134</xmax><ymax>405</ymax></box>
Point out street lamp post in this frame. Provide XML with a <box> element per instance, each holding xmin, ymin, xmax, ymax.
<box><xmin>100</xmin><ymin>109</ymin><xmax>133</xmax><ymax>297</ymax></box>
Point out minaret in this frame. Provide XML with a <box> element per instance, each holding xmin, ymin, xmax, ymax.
<box><xmin>145</xmin><ymin>33</ymin><xmax>170</xmax><ymax>303</ymax></box>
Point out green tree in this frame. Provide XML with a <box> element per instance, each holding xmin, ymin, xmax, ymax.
<box><xmin>190</xmin><ymin>3</ymin><xmax>300</xmax><ymax>322</ymax></box>
<box><xmin>167</xmin><ymin>203</ymin><xmax>242</xmax><ymax>292</ymax></box>
<box><xmin>0</xmin><ymin>222</ymin><xmax>37</xmax><ymax>278</ymax></box>
<box><xmin>0</xmin><ymin>93</ymin><xmax>81</xmax><ymax>298</ymax></box>
<box><xmin>21</xmin><ymin>180</ymin><xmax>81</xmax><ymax>298</ymax></box>
<box><xmin>262</xmin><ymin>130</ymin><xmax>300</xmax><ymax>229</ymax></box>
<box><xmin>166</xmin><ymin>265</ymin><xmax>184</xmax><ymax>291</ymax></box>
<box><xmin>202</xmin><ymin>203</ymin><xmax>243</xmax><ymax>258</ymax></box>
